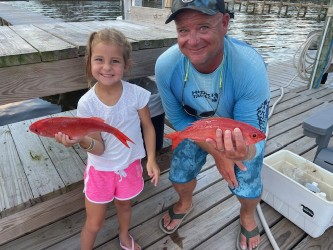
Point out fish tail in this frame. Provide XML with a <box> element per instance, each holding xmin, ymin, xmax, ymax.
<box><xmin>165</xmin><ymin>132</ymin><xmax>183</xmax><ymax>149</ymax></box>
<box><xmin>107</xmin><ymin>126</ymin><xmax>135</xmax><ymax>148</ymax></box>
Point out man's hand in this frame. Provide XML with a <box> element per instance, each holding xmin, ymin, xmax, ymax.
<box><xmin>206</xmin><ymin>128</ymin><xmax>255</xmax><ymax>164</ymax></box>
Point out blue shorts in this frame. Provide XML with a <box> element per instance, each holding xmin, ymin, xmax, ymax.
<box><xmin>169</xmin><ymin>139</ymin><xmax>263</xmax><ymax>199</ymax></box>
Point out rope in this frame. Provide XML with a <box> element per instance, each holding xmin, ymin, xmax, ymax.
<box><xmin>254</xmin><ymin>27</ymin><xmax>333</xmax><ymax>250</ymax></box>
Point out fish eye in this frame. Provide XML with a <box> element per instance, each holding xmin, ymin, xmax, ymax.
<box><xmin>252</xmin><ymin>134</ymin><xmax>257</xmax><ymax>138</ymax></box>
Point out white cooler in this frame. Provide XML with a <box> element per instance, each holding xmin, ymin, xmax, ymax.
<box><xmin>262</xmin><ymin>150</ymin><xmax>333</xmax><ymax>238</ymax></box>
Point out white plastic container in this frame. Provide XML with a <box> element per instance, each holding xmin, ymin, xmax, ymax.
<box><xmin>262</xmin><ymin>150</ymin><xmax>333</xmax><ymax>238</ymax></box>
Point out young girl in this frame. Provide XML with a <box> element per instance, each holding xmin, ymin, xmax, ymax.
<box><xmin>55</xmin><ymin>28</ymin><xmax>160</xmax><ymax>250</ymax></box>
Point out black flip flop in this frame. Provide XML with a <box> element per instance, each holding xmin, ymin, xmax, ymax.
<box><xmin>159</xmin><ymin>204</ymin><xmax>194</xmax><ymax>234</ymax></box>
<box><xmin>236</xmin><ymin>223</ymin><xmax>260</xmax><ymax>250</ymax></box>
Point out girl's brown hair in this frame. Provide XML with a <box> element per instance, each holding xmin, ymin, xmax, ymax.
<box><xmin>84</xmin><ymin>28</ymin><xmax>132</xmax><ymax>88</ymax></box>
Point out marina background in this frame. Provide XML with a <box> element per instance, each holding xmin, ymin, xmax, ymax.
<box><xmin>0</xmin><ymin>0</ymin><xmax>331</xmax><ymax>125</ymax></box>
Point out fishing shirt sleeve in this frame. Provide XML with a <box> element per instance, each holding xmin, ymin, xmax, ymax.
<box><xmin>222</xmin><ymin>36</ymin><xmax>270</xmax><ymax>160</ymax></box>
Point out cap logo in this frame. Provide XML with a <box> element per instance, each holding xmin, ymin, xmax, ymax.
<box><xmin>181</xmin><ymin>0</ymin><xmax>194</xmax><ymax>3</ymax></box>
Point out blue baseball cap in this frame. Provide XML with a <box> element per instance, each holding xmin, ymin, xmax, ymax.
<box><xmin>165</xmin><ymin>0</ymin><xmax>226</xmax><ymax>24</ymax></box>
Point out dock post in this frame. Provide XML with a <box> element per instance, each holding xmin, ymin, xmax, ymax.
<box><xmin>303</xmin><ymin>6</ymin><xmax>307</xmax><ymax>17</ymax></box>
<box><xmin>318</xmin><ymin>2</ymin><xmax>323</xmax><ymax>20</ymax></box>
<box><xmin>284</xmin><ymin>0</ymin><xmax>291</xmax><ymax>16</ymax></box>
<box><xmin>122</xmin><ymin>0</ymin><xmax>132</xmax><ymax>20</ymax></box>
<box><xmin>278</xmin><ymin>0</ymin><xmax>283</xmax><ymax>15</ymax></box>
<box><xmin>297</xmin><ymin>2</ymin><xmax>301</xmax><ymax>17</ymax></box>
<box><xmin>261</xmin><ymin>0</ymin><xmax>265</xmax><ymax>14</ymax></box>
<box><xmin>284</xmin><ymin>3</ymin><xmax>289</xmax><ymax>16</ymax></box>
<box><xmin>309</xmin><ymin>0</ymin><xmax>333</xmax><ymax>89</ymax></box>
<box><xmin>165</xmin><ymin>0</ymin><xmax>172</xmax><ymax>8</ymax></box>
<box><xmin>245</xmin><ymin>0</ymin><xmax>249</xmax><ymax>12</ymax></box>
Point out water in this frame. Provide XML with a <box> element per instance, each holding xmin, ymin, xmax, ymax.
<box><xmin>0</xmin><ymin>0</ymin><xmax>329</xmax><ymax>125</ymax></box>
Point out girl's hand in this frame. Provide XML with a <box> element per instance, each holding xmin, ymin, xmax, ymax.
<box><xmin>54</xmin><ymin>132</ymin><xmax>81</xmax><ymax>147</ymax></box>
<box><xmin>146</xmin><ymin>160</ymin><xmax>160</xmax><ymax>187</ymax></box>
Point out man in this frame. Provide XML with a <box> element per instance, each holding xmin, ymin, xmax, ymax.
<box><xmin>155</xmin><ymin>0</ymin><xmax>270</xmax><ymax>249</ymax></box>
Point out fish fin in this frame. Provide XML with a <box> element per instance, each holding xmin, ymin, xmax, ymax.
<box><xmin>165</xmin><ymin>132</ymin><xmax>183</xmax><ymax>149</ymax></box>
<box><xmin>107</xmin><ymin>126</ymin><xmax>135</xmax><ymax>148</ymax></box>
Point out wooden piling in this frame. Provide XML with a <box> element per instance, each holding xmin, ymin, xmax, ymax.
<box><xmin>278</xmin><ymin>0</ymin><xmax>283</xmax><ymax>15</ymax></box>
<box><xmin>310</xmin><ymin>0</ymin><xmax>333</xmax><ymax>88</ymax></box>
<box><xmin>223</xmin><ymin>0</ymin><xmax>329</xmax><ymax>18</ymax></box>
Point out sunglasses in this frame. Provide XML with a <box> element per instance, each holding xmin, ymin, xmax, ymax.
<box><xmin>181</xmin><ymin>60</ymin><xmax>223</xmax><ymax>118</ymax></box>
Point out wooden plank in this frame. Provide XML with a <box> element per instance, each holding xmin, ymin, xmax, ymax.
<box><xmin>269</xmin><ymin>92</ymin><xmax>312</xmax><ymax>116</ymax></box>
<box><xmin>0</xmin><ymin>157</ymin><xmax>217</xmax><ymax>249</ymax></box>
<box><xmin>265</xmin><ymin>125</ymin><xmax>317</xmax><ymax>156</ymax></box>
<box><xmin>0</xmin><ymin>26</ymin><xmax>41</xmax><ymax>67</ymax></box>
<box><xmin>145</xmin><ymin>195</ymin><xmax>239</xmax><ymax>250</ymax></box>
<box><xmin>124</xmin><ymin>20</ymin><xmax>177</xmax><ymax>47</ymax></box>
<box><xmin>0</xmin><ymin>46</ymin><xmax>168</xmax><ymax>106</ymax></box>
<box><xmin>260</xmin><ymin>218</ymin><xmax>306</xmax><ymax>250</ymax></box>
<box><xmin>194</xmin><ymin>202</ymin><xmax>282</xmax><ymax>250</ymax></box>
<box><xmin>0</xmin><ymin>186</ymin><xmax>84</xmax><ymax>246</ymax></box>
<box><xmin>68</xmin><ymin>22</ymin><xmax>140</xmax><ymax>51</ymax></box>
<box><xmin>9</xmin><ymin>25</ymin><xmax>78</xmax><ymax>62</ymax></box>
<box><xmin>33</xmin><ymin>22</ymin><xmax>92</xmax><ymax>56</ymax></box>
<box><xmin>268</xmin><ymin>99</ymin><xmax>326</xmax><ymax>131</ymax></box>
<box><xmin>8</xmin><ymin>120</ymin><xmax>65</xmax><ymax>200</ymax></box>
<box><xmin>82</xmin><ymin>20</ymin><xmax>172</xmax><ymax>49</ymax></box>
<box><xmin>0</xmin><ymin>125</ymin><xmax>33</xmax><ymax>217</ymax></box>
<box><xmin>0</xmin><ymin>57</ymin><xmax>86</xmax><ymax>106</ymax></box>
<box><xmin>293</xmin><ymin>226</ymin><xmax>333</xmax><ymax>250</ymax></box>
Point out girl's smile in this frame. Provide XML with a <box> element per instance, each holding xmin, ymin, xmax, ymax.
<box><xmin>91</xmin><ymin>42</ymin><xmax>126</xmax><ymax>88</ymax></box>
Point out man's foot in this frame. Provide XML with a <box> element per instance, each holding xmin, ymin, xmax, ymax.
<box><xmin>159</xmin><ymin>203</ymin><xmax>194</xmax><ymax>234</ymax></box>
<box><xmin>119</xmin><ymin>234</ymin><xmax>141</xmax><ymax>250</ymax></box>
<box><xmin>237</xmin><ymin>220</ymin><xmax>260</xmax><ymax>250</ymax></box>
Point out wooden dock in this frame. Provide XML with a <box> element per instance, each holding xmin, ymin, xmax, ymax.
<box><xmin>0</xmin><ymin>59</ymin><xmax>333</xmax><ymax>249</ymax></box>
<box><xmin>1</xmin><ymin>4</ymin><xmax>333</xmax><ymax>249</ymax></box>
<box><xmin>0</xmin><ymin>19</ymin><xmax>177</xmax><ymax>106</ymax></box>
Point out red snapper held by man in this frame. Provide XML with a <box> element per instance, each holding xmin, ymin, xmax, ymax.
<box><xmin>165</xmin><ymin>117</ymin><xmax>266</xmax><ymax>149</ymax></box>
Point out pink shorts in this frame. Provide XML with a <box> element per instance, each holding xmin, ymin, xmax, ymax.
<box><xmin>83</xmin><ymin>160</ymin><xmax>144</xmax><ymax>204</ymax></box>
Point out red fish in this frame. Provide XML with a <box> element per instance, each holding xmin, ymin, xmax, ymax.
<box><xmin>165</xmin><ymin>117</ymin><xmax>266</xmax><ymax>149</ymax></box>
<box><xmin>29</xmin><ymin>117</ymin><xmax>134</xmax><ymax>148</ymax></box>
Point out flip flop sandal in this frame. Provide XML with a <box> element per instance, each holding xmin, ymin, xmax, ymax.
<box><xmin>236</xmin><ymin>224</ymin><xmax>260</xmax><ymax>250</ymax></box>
<box><xmin>159</xmin><ymin>204</ymin><xmax>194</xmax><ymax>234</ymax></box>
<box><xmin>120</xmin><ymin>234</ymin><xmax>141</xmax><ymax>250</ymax></box>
